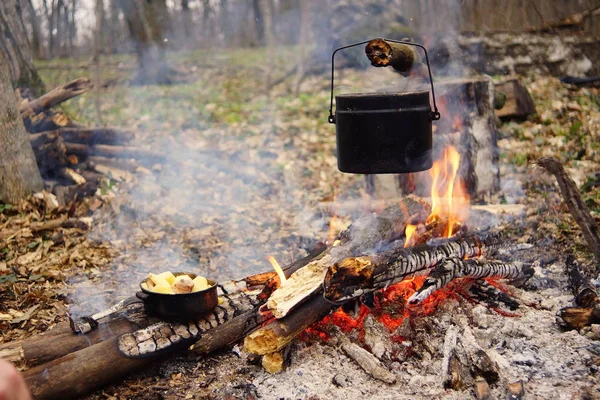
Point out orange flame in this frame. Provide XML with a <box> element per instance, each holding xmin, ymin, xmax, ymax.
<box><xmin>266</xmin><ymin>256</ymin><xmax>286</xmax><ymax>285</ymax></box>
<box><xmin>427</xmin><ymin>146</ymin><xmax>468</xmax><ymax>237</ymax></box>
<box><xmin>404</xmin><ymin>146</ymin><xmax>469</xmax><ymax>244</ymax></box>
<box><xmin>404</xmin><ymin>224</ymin><xmax>417</xmax><ymax>248</ymax></box>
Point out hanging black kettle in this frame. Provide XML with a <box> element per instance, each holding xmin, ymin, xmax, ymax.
<box><xmin>327</xmin><ymin>38</ymin><xmax>441</xmax><ymax>174</ymax></box>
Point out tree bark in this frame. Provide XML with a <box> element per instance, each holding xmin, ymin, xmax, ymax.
<box><xmin>0</xmin><ymin>51</ymin><xmax>43</xmax><ymax>203</ymax></box>
<box><xmin>117</xmin><ymin>0</ymin><xmax>171</xmax><ymax>84</ymax></box>
<box><xmin>0</xmin><ymin>0</ymin><xmax>44</xmax><ymax>94</ymax></box>
<box><xmin>24</xmin><ymin>0</ymin><xmax>43</xmax><ymax>59</ymax></box>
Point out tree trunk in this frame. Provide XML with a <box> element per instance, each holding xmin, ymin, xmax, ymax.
<box><xmin>253</xmin><ymin>0</ymin><xmax>265</xmax><ymax>45</ymax></box>
<box><xmin>24</xmin><ymin>0</ymin><xmax>43</xmax><ymax>59</ymax></box>
<box><xmin>0</xmin><ymin>52</ymin><xmax>43</xmax><ymax>203</ymax></box>
<box><xmin>0</xmin><ymin>0</ymin><xmax>44</xmax><ymax>94</ymax></box>
<box><xmin>117</xmin><ymin>0</ymin><xmax>171</xmax><ymax>84</ymax></box>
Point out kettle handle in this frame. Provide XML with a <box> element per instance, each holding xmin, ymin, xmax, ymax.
<box><xmin>328</xmin><ymin>38</ymin><xmax>441</xmax><ymax>124</ymax></box>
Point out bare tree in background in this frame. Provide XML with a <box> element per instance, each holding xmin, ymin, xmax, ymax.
<box><xmin>21</xmin><ymin>0</ymin><xmax>43</xmax><ymax>59</ymax></box>
<box><xmin>0</xmin><ymin>0</ymin><xmax>45</xmax><ymax>94</ymax></box>
<box><xmin>0</xmin><ymin>51</ymin><xmax>43</xmax><ymax>203</ymax></box>
<box><xmin>117</xmin><ymin>0</ymin><xmax>172</xmax><ymax>84</ymax></box>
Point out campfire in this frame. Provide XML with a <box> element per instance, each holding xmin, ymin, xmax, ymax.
<box><xmin>4</xmin><ymin>38</ymin><xmax>600</xmax><ymax>400</ymax></box>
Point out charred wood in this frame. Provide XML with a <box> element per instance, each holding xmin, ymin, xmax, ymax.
<box><xmin>462</xmin><ymin>280</ymin><xmax>520</xmax><ymax>313</ymax></box>
<box><xmin>0</xmin><ymin>315</ymin><xmax>147</xmax><ymax>367</ymax></box>
<box><xmin>23</xmin><ymin>336</ymin><xmax>152</xmax><ymax>400</ymax></box>
<box><xmin>565</xmin><ymin>255</ymin><xmax>598</xmax><ymax>308</ymax></box>
<box><xmin>536</xmin><ymin>157</ymin><xmax>600</xmax><ymax>272</ymax></box>
<box><xmin>323</xmin><ymin>235</ymin><xmax>490</xmax><ymax>303</ymax></box>
<box><xmin>245</xmin><ymin>295</ymin><xmax>335</xmax><ymax>355</ymax></box>
<box><xmin>364</xmin><ymin>38</ymin><xmax>418</xmax><ymax>76</ymax></box>
<box><xmin>22</xmin><ymin>287</ymin><xmax>266</xmax><ymax>399</ymax></box>
<box><xmin>557</xmin><ymin>305</ymin><xmax>600</xmax><ymax>330</ymax></box>
<box><xmin>408</xmin><ymin>258</ymin><xmax>534</xmax><ymax>304</ymax></box>
<box><xmin>266</xmin><ymin>197</ymin><xmax>427</xmax><ymax>318</ymax></box>
<box><xmin>118</xmin><ymin>289</ymin><xmax>262</xmax><ymax>358</ymax></box>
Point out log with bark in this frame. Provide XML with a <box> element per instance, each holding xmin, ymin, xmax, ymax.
<box><xmin>557</xmin><ymin>255</ymin><xmax>600</xmax><ymax>329</ymax></box>
<box><xmin>265</xmin><ymin>197</ymin><xmax>428</xmax><ymax>319</ymax></box>
<box><xmin>408</xmin><ymin>257</ymin><xmax>533</xmax><ymax>304</ymax></box>
<box><xmin>22</xmin><ymin>285</ymin><xmax>264</xmax><ymax>400</ymax></box>
<box><xmin>322</xmin><ymin>234</ymin><xmax>490</xmax><ymax>303</ymax></box>
<box><xmin>19</xmin><ymin>78</ymin><xmax>93</xmax><ymax>116</ymax></box>
<box><xmin>494</xmin><ymin>77</ymin><xmax>536</xmax><ymax>119</ymax></box>
<box><xmin>364</xmin><ymin>38</ymin><xmax>424</xmax><ymax>77</ymax></box>
<box><xmin>368</xmin><ymin>77</ymin><xmax>500</xmax><ymax>200</ymax></box>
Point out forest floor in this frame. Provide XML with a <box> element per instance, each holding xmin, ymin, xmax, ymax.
<box><xmin>1</xmin><ymin>48</ymin><xmax>600</xmax><ymax>399</ymax></box>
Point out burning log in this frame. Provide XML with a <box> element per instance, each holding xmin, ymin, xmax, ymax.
<box><xmin>245</xmin><ymin>295</ymin><xmax>334</xmax><ymax>356</ymax></box>
<box><xmin>19</xmin><ymin>78</ymin><xmax>93</xmax><ymax>116</ymax></box>
<box><xmin>323</xmin><ymin>235</ymin><xmax>490</xmax><ymax>303</ymax></box>
<box><xmin>364</xmin><ymin>38</ymin><xmax>422</xmax><ymax>76</ymax></box>
<box><xmin>266</xmin><ymin>197</ymin><xmax>428</xmax><ymax>319</ymax></box>
<box><xmin>536</xmin><ymin>157</ymin><xmax>600</xmax><ymax>272</ymax></box>
<box><xmin>408</xmin><ymin>258</ymin><xmax>534</xmax><ymax>304</ymax></box>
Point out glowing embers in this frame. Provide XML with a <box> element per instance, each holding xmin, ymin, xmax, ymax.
<box><xmin>301</xmin><ymin>276</ymin><xmax>459</xmax><ymax>342</ymax></box>
<box><xmin>405</xmin><ymin>145</ymin><xmax>469</xmax><ymax>248</ymax></box>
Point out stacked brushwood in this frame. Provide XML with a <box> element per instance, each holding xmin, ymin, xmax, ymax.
<box><xmin>17</xmin><ymin>78</ymin><xmax>163</xmax><ymax>204</ymax></box>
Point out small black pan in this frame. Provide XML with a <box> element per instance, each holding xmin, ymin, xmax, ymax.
<box><xmin>136</xmin><ymin>272</ymin><xmax>218</xmax><ymax>321</ymax></box>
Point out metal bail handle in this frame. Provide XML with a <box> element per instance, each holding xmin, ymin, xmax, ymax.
<box><xmin>327</xmin><ymin>38</ymin><xmax>441</xmax><ymax>124</ymax></box>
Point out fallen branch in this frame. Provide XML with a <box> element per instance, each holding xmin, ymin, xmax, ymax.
<box><xmin>408</xmin><ymin>258</ymin><xmax>534</xmax><ymax>304</ymax></box>
<box><xmin>19</xmin><ymin>78</ymin><xmax>93</xmax><ymax>116</ymax></box>
<box><xmin>536</xmin><ymin>157</ymin><xmax>600</xmax><ymax>272</ymax></box>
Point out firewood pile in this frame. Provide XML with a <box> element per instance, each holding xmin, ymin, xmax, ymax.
<box><xmin>16</xmin><ymin>78</ymin><xmax>158</xmax><ymax>204</ymax></box>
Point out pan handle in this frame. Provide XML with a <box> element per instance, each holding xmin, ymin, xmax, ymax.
<box><xmin>328</xmin><ymin>38</ymin><xmax>441</xmax><ymax>124</ymax></box>
<box><xmin>135</xmin><ymin>291</ymin><xmax>149</xmax><ymax>301</ymax></box>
